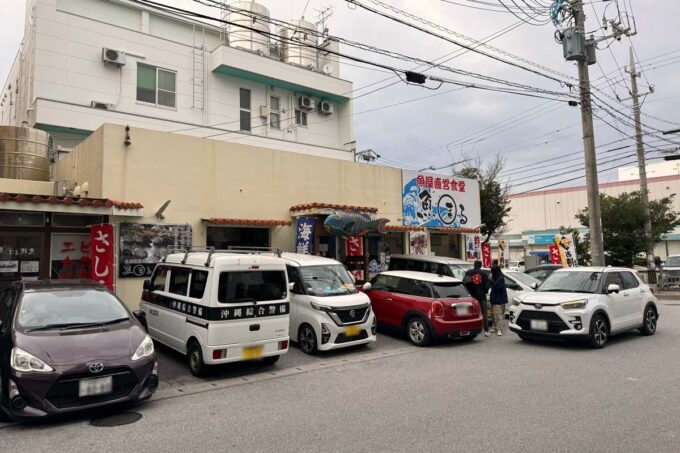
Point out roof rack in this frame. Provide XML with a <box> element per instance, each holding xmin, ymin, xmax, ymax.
<box><xmin>161</xmin><ymin>246</ymin><xmax>282</xmax><ymax>267</ymax></box>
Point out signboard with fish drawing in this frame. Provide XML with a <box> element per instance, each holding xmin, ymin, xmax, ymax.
<box><xmin>402</xmin><ymin>171</ymin><xmax>481</xmax><ymax>228</ymax></box>
<box><xmin>323</xmin><ymin>211</ymin><xmax>389</xmax><ymax>238</ymax></box>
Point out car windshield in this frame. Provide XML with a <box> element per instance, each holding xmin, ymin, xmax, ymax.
<box><xmin>538</xmin><ymin>271</ymin><xmax>602</xmax><ymax>294</ymax></box>
<box><xmin>507</xmin><ymin>272</ymin><xmax>541</xmax><ymax>287</ymax></box>
<box><xmin>299</xmin><ymin>265</ymin><xmax>357</xmax><ymax>297</ymax></box>
<box><xmin>666</xmin><ymin>256</ymin><xmax>680</xmax><ymax>267</ymax></box>
<box><xmin>449</xmin><ymin>264</ymin><xmax>473</xmax><ymax>280</ymax></box>
<box><xmin>17</xmin><ymin>288</ymin><xmax>130</xmax><ymax>331</ymax></box>
<box><xmin>431</xmin><ymin>282</ymin><xmax>470</xmax><ymax>299</ymax></box>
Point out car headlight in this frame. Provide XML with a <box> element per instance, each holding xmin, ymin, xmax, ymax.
<box><xmin>310</xmin><ymin>301</ymin><xmax>332</xmax><ymax>311</ymax></box>
<box><xmin>512</xmin><ymin>297</ymin><xmax>522</xmax><ymax>306</ymax></box>
<box><xmin>132</xmin><ymin>335</ymin><xmax>155</xmax><ymax>361</ymax></box>
<box><xmin>11</xmin><ymin>347</ymin><xmax>54</xmax><ymax>373</ymax></box>
<box><xmin>561</xmin><ymin>299</ymin><xmax>588</xmax><ymax>310</ymax></box>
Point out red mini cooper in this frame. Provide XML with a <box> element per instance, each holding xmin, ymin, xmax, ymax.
<box><xmin>366</xmin><ymin>271</ymin><xmax>483</xmax><ymax>346</ymax></box>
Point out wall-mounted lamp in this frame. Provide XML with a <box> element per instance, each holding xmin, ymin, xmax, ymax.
<box><xmin>124</xmin><ymin>125</ymin><xmax>131</xmax><ymax>146</ymax></box>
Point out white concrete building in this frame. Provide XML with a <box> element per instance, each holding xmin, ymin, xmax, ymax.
<box><xmin>618</xmin><ymin>160</ymin><xmax>680</xmax><ymax>182</ymax></box>
<box><xmin>0</xmin><ymin>0</ymin><xmax>354</xmax><ymax>159</ymax></box>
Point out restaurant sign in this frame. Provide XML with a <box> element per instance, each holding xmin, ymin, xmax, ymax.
<box><xmin>91</xmin><ymin>224</ymin><xmax>114</xmax><ymax>290</ymax></box>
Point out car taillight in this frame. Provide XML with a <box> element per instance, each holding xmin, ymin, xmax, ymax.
<box><xmin>432</xmin><ymin>300</ymin><xmax>445</xmax><ymax>318</ymax></box>
<box><xmin>213</xmin><ymin>349</ymin><xmax>227</xmax><ymax>360</ymax></box>
<box><xmin>278</xmin><ymin>340</ymin><xmax>288</xmax><ymax>350</ymax></box>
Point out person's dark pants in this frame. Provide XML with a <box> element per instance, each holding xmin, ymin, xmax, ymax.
<box><xmin>477</xmin><ymin>297</ymin><xmax>489</xmax><ymax>332</ymax></box>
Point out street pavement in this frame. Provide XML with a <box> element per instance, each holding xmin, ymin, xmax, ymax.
<box><xmin>2</xmin><ymin>302</ymin><xmax>680</xmax><ymax>453</ymax></box>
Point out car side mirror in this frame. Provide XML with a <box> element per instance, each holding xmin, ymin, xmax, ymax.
<box><xmin>530</xmin><ymin>282</ymin><xmax>538</xmax><ymax>290</ymax></box>
<box><xmin>143</xmin><ymin>279</ymin><xmax>152</xmax><ymax>291</ymax></box>
<box><xmin>288</xmin><ymin>282</ymin><xmax>296</xmax><ymax>291</ymax></box>
<box><xmin>607</xmin><ymin>284</ymin><xmax>620</xmax><ymax>294</ymax></box>
<box><xmin>133</xmin><ymin>310</ymin><xmax>148</xmax><ymax>330</ymax></box>
<box><xmin>362</xmin><ymin>282</ymin><xmax>372</xmax><ymax>292</ymax></box>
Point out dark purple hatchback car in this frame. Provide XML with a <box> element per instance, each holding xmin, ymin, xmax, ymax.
<box><xmin>0</xmin><ymin>280</ymin><xmax>158</xmax><ymax>422</ymax></box>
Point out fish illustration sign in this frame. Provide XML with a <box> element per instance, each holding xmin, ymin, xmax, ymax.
<box><xmin>402</xmin><ymin>171</ymin><xmax>481</xmax><ymax>228</ymax></box>
<box><xmin>323</xmin><ymin>211</ymin><xmax>389</xmax><ymax>238</ymax></box>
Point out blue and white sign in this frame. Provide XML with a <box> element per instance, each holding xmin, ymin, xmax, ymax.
<box><xmin>526</xmin><ymin>234</ymin><xmax>559</xmax><ymax>245</ymax></box>
<box><xmin>295</xmin><ymin>217</ymin><xmax>316</xmax><ymax>254</ymax></box>
<box><xmin>402</xmin><ymin>171</ymin><xmax>480</xmax><ymax>228</ymax></box>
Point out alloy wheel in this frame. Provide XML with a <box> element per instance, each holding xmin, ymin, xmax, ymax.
<box><xmin>409</xmin><ymin>320</ymin><xmax>426</xmax><ymax>344</ymax></box>
<box><xmin>300</xmin><ymin>327</ymin><xmax>316</xmax><ymax>354</ymax></box>
<box><xmin>645</xmin><ymin>308</ymin><xmax>657</xmax><ymax>333</ymax></box>
<box><xmin>593</xmin><ymin>318</ymin><xmax>608</xmax><ymax>346</ymax></box>
<box><xmin>190</xmin><ymin>349</ymin><xmax>200</xmax><ymax>373</ymax></box>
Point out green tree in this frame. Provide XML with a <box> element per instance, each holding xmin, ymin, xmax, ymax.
<box><xmin>457</xmin><ymin>156</ymin><xmax>511</xmax><ymax>243</ymax></box>
<box><xmin>559</xmin><ymin>226</ymin><xmax>591</xmax><ymax>266</ymax></box>
<box><xmin>575</xmin><ymin>191</ymin><xmax>680</xmax><ymax>266</ymax></box>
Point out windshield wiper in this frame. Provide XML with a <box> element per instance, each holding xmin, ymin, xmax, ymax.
<box><xmin>59</xmin><ymin>318</ymin><xmax>131</xmax><ymax>330</ymax></box>
<box><xmin>26</xmin><ymin>323</ymin><xmax>85</xmax><ymax>332</ymax></box>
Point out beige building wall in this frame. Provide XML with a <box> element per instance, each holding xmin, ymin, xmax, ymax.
<box><xmin>54</xmin><ymin>128</ymin><xmax>104</xmax><ymax>198</ymax></box>
<box><xmin>507</xmin><ymin>176</ymin><xmax>680</xmax><ymax>233</ymax></box>
<box><xmin>72</xmin><ymin>124</ymin><xmax>405</xmax><ymax>307</ymax></box>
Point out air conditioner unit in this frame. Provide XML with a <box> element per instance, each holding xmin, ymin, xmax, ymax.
<box><xmin>319</xmin><ymin>101</ymin><xmax>334</xmax><ymax>115</ymax></box>
<box><xmin>260</xmin><ymin>105</ymin><xmax>269</xmax><ymax>117</ymax></box>
<box><xmin>102</xmin><ymin>47</ymin><xmax>126</xmax><ymax>66</ymax></box>
<box><xmin>298</xmin><ymin>96</ymin><xmax>313</xmax><ymax>111</ymax></box>
<box><xmin>91</xmin><ymin>101</ymin><xmax>115</xmax><ymax>110</ymax></box>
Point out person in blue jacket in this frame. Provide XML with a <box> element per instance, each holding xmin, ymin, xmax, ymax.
<box><xmin>490</xmin><ymin>264</ymin><xmax>509</xmax><ymax>336</ymax></box>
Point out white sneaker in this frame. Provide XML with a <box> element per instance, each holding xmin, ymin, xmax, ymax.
<box><xmin>498</xmin><ymin>330</ymin><xmax>503</xmax><ymax>336</ymax></box>
<box><xmin>484</xmin><ymin>331</ymin><xmax>491</xmax><ymax>337</ymax></box>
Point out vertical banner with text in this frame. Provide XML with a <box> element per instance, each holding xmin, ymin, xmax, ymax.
<box><xmin>295</xmin><ymin>217</ymin><xmax>316</xmax><ymax>255</ymax></box>
<box><xmin>91</xmin><ymin>224</ymin><xmax>114</xmax><ymax>290</ymax></box>
<box><xmin>549</xmin><ymin>245</ymin><xmax>562</xmax><ymax>265</ymax></box>
<box><xmin>345</xmin><ymin>236</ymin><xmax>364</xmax><ymax>257</ymax></box>
<box><xmin>481</xmin><ymin>242</ymin><xmax>492</xmax><ymax>268</ymax></box>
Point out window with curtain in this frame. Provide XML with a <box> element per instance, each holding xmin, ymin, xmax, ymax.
<box><xmin>137</xmin><ymin>64</ymin><xmax>176</xmax><ymax>108</ymax></box>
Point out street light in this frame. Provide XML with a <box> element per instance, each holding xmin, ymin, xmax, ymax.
<box><xmin>417</xmin><ymin>165</ymin><xmax>436</xmax><ymax>172</ymax></box>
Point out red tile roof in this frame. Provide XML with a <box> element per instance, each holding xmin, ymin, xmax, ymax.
<box><xmin>206</xmin><ymin>218</ymin><xmax>292</xmax><ymax>227</ymax></box>
<box><xmin>433</xmin><ymin>227</ymin><xmax>480</xmax><ymax>234</ymax></box>
<box><xmin>0</xmin><ymin>193</ymin><xmax>143</xmax><ymax>210</ymax></box>
<box><xmin>385</xmin><ymin>225</ymin><xmax>426</xmax><ymax>232</ymax></box>
<box><xmin>290</xmin><ymin>202</ymin><xmax>378</xmax><ymax>214</ymax></box>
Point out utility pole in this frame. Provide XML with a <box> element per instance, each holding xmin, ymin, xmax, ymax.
<box><xmin>627</xmin><ymin>46</ymin><xmax>655</xmax><ymax>270</ymax></box>
<box><xmin>574</xmin><ymin>0</ymin><xmax>605</xmax><ymax>266</ymax></box>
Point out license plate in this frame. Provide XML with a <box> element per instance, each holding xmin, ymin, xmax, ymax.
<box><xmin>345</xmin><ymin>326</ymin><xmax>361</xmax><ymax>337</ymax></box>
<box><xmin>78</xmin><ymin>376</ymin><xmax>113</xmax><ymax>397</ymax></box>
<box><xmin>530</xmin><ymin>320</ymin><xmax>549</xmax><ymax>331</ymax></box>
<box><xmin>456</xmin><ymin>306</ymin><xmax>470</xmax><ymax>316</ymax></box>
<box><xmin>242</xmin><ymin>345</ymin><xmax>264</xmax><ymax>360</ymax></box>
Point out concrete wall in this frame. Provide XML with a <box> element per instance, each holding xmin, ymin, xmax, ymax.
<box><xmin>5</xmin><ymin>0</ymin><xmax>354</xmax><ymax>157</ymax></box>
<box><xmin>88</xmin><ymin>124</ymin><xmax>402</xmax><ymax>307</ymax></box>
<box><xmin>54</xmin><ymin>127</ymin><xmax>104</xmax><ymax>198</ymax></box>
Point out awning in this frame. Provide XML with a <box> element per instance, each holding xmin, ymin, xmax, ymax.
<box><xmin>385</xmin><ymin>225</ymin><xmax>426</xmax><ymax>232</ymax></box>
<box><xmin>290</xmin><ymin>202</ymin><xmax>378</xmax><ymax>216</ymax></box>
<box><xmin>203</xmin><ymin>218</ymin><xmax>292</xmax><ymax>227</ymax></box>
<box><xmin>431</xmin><ymin>227</ymin><xmax>481</xmax><ymax>234</ymax></box>
<box><xmin>0</xmin><ymin>193</ymin><xmax>144</xmax><ymax>217</ymax></box>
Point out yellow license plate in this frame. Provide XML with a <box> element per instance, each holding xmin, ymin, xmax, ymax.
<box><xmin>345</xmin><ymin>326</ymin><xmax>361</xmax><ymax>337</ymax></box>
<box><xmin>242</xmin><ymin>345</ymin><xmax>264</xmax><ymax>360</ymax></box>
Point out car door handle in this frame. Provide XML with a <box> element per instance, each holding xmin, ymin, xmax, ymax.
<box><xmin>385</xmin><ymin>298</ymin><xmax>393</xmax><ymax>302</ymax></box>
<box><xmin>249</xmin><ymin>324</ymin><xmax>260</xmax><ymax>331</ymax></box>
<box><xmin>623</xmin><ymin>292</ymin><xmax>630</xmax><ymax>297</ymax></box>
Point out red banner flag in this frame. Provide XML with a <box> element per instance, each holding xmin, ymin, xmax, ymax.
<box><xmin>481</xmin><ymin>242</ymin><xmax>492</xmax><ymax>268</ymax></box>
<box><xmin>91</xmin><ymin>224</ymin><xmax>114</xmax><ymax>290</ymax></box>
<box><xmin>549</xmin><ymin>245</ymin><xmax>562</xmax><ymax>265</ymax></box>
<box><xmin>345</xmin><ymin>236</ymin><xmax>364</xmax><ymax>257</ymax></box>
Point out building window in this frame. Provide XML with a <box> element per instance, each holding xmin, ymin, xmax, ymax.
<box><xmin>270</xmin><ymin>96</ymin><xmax>280</xmax><ymax>129</ymax></box>
<box><xmin>295</xmin><ymin>109</ymin><xmax>308</xmax><ymax>127</ymax></box>
<box><xmin>240</xmin><ymin>88</ymin><xmax>251</xmax><ymax>131</ymax></box>
<box><xmin>137</xmin><ymin>64</ymin><xmax>176</xmax><ymax>108</ymax></box>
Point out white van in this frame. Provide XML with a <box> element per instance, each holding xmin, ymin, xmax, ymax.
<box><xmin>140</xmin><ymin>250</ymin><xmax>290</xmax><ymax>376</ymax></box>
<box><xmin>281</xmin><ymin>253</ymin><xmax>377</xmax><ymax>354</ymax></box>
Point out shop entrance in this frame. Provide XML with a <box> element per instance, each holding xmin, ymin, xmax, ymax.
<box><xmin>430</xmin><ymin>233</ymin><xmax>462</xmax><ymax>258</ymax></box>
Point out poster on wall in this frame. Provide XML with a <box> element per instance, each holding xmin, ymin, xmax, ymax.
<box><xmin>119</xmin><ymin>223</ymin><xmax>193</xmax><ymax>278</ymax></box>
<box><xmin>465</xmin><ymin>234</ymin><xmax>481</xmax><ymax>261</ymax></box>
<box><xmin>51</xmin><ymin>233</ymin><xmax>91</xmax><ymax>280</ymax></box>
<box><xmin>295</xmin><ymin>217</ymin><xmax>316</xmax><ymax>255</ymax></box>
<box><xmin>481</xmin><ymin>242</ymin><xmax>491</xmax><ymax>268</ymax></box>
<box><xmin>409</xmin><ymin>231</ymin><xmax>430</xmax><ymax>255</ymax></box>
<box><xmin>91</xmin><ymin>224</ymin><xmax>114</xmax><ymax>290</ymax></box>
<box><xmin>402</xmin><ymin>171</ymin><xmax>481</xmax><ymax>228</ymax></box>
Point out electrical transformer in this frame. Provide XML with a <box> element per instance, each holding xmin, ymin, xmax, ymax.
<box><xmin>562</xmin><ymin>28</ymin><xmax>586</xmax><ymax>61</ymax></box>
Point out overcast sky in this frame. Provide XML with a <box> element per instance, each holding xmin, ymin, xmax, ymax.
<box><xmin>1</xmin><ymin>0</ymin><xmax>679</xmax><ymax>194</ymax></box>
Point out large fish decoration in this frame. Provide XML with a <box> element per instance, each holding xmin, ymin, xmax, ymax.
<box><xmin>324</xmin><ymin>211</ymin><xmax>390</xmax><ymax>238</ymax></box>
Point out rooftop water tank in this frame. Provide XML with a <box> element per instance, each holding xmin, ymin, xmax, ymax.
<box><xmin>279</xmin><ymin>19</ymin><xmax>318</xmax><ymax>70</ymax></box>
<box><xmin>226</xmin><ymin>1</ymin><xmax>271</xmax><ymax>56</ymax></box>
<box><xmin>0</xmin><ymin>126</ymin><xmax>50</xmax><ymax>181</ymax></box>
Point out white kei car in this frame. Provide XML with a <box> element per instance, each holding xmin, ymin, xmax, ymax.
<box><xmin>508</xmin><ymin>267</ymin><xmax>659</xmax><ymax>349</ymax></box>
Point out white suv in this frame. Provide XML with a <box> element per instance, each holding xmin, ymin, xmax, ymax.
<box><xmin>282</xmin><ymin>253</ymin><xmax>377</xmax><ymax>354</ymax></box>
<box><xmin>508</xmin><ymin>267</ymin><xmax>659</xmax><ymax>348</ymax></box>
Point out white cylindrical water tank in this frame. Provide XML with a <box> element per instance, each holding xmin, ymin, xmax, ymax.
<box><xmin>279</xmin><ymin>19</ymin><xmax>318</xmax><ymax>70</ymax></box>
<box><xmin>226</xmin><ymin>1</ymin><xmax>271</xmax><ymax>56</ymax></box>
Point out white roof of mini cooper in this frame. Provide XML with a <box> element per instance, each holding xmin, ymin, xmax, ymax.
<box><xmin>278</xmin><ymin>253</ymin><xmax>343</xmax><ymax>267</ymax></box>
<box><xmin>389</xmin><ymin>254</ymin><xmax>470</xmax><ymax>265</ymax></box>
<box><xmin>379</xmin><ymin>270</ymin><xmax>462</xmax><ymax>283</ymax></box>
<box><xmin>163</xmin><ymin>252</ymin><xmax>286</xmax><ymax>268</ymax></box>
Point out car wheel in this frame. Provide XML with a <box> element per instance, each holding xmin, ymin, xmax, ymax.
<box><xmin>298</xmin><ymin>325</ymin><xmax>318</xmax><ymax>355</ymax></box>
<box><xmin>589</xmin><ymin>315</ymin><xmax>609</xmax><ymax>349</ymax></box>
<box><xmin>187</xmin><ymin>341</ymin><xmax>207</xmax><ymax>377</ymax></box>
<box><xmin>406</xmin><ymin>317</ymin><xmax>431</xmax><ymax>347</ymax></box>
<box><xmin>262</xmin><ymin>355</ymin><xmax>280</xmax><ymax>366</ymax></box>
<box><xmin>640</xmin><ymin>305</ymin><xmax>658</xmax><ymax>336</ymax></box>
